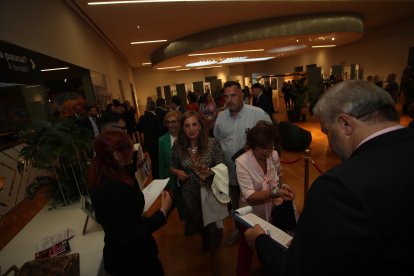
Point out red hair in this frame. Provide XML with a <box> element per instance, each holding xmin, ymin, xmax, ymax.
<box><xmin>87</xmin><ymin>131</ymin><xmax>134</xmax><ymax>188</ymax></box>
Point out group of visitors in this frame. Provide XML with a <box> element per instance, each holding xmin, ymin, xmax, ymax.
<box><xmin>83</xmin><ymin>79</ymin><xmax>413</xmax><ymax>276</ymax></box>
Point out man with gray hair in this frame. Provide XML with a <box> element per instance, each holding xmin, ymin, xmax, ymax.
<box><xmin>245</xmin><ymin>80</ymin><xmax>414</xmax><ymax>275</ymax></box>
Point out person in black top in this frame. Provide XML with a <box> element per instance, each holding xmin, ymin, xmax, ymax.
<box><xmin>251</xmin><ymin>83</ymin><xmax>274</xmax><ymax>118</ymax></box>
<box><xmin>87</xmin><ymin>131</ymin><xmax>173</xmax><ymax>275</ymax></box>
<box><xmin>137</xmin><ymin>100</ymin><xmax>164</xmax><ymax>179</ymax></box>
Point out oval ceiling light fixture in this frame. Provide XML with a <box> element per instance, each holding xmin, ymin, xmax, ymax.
<box><xmin>151</xmin><ymin>13</ymin><xmax>363</xmax><ymax>67</ymax></box>
<box><xmin>186</xmin><ymin>60</ymin><xmax>217</xmax><ymax>67</ymax></box>
<box><xmin>267</xmin><ymin>44</ymin><xmax>307</xmax><ymax>53</ymax></box>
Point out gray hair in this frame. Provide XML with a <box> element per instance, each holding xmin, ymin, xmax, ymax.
<box><xmin>313</xmin><ymin>80</ymin><xmax>398</xmax><ymax>124</ymax></box>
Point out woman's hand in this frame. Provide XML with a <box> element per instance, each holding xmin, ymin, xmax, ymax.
<box><xmin>160</xmin><ymin>191</ymin><xmax>173</xmax><ymax>215</ymax></box>
<box><xmin>272</xmin><ymin>197</ymin><xmax>284</xmax><ymax>206</ymax></box>
<box><xmin>192</xmin><ymin>163</ymin><xmax>214</xmax><ymax>182</ymax></box>
<box><xmin>278</xmin><ymin>184</ymin><xmax>295</xmax><ymax>201</ymax></box>
<box><xmin>174</xmin><ymin>169</ymin><xmax>190</xmax><ymax>182</ymax></box>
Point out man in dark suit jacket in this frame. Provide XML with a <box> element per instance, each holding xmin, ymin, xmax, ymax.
<box><xmin>78</xmin><ymin>105</ymin><xmax>100</xmax><ymax>138</ymax></box>
<box><xmin>251</xmin><ymin>83</ymin><xmax>274</xmax><ymax>117</ymax></box>
<box><xmin>137</xmin><ymin>100</ymin><xmax>163</xmax><ymax>179</ymax></box>
<box><xmin>245</xmin><ymin>80</ymin><xmax>414</xmax><ymax>275</ymax></box>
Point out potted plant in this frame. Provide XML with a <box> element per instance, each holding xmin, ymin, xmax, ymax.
<box><xmin>18</xmin><ymin>119</ymin><xmax>93</xmax><ymax>206</ymax></box>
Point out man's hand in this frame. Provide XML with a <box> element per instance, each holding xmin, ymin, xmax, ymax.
<box><xmin>245</xmin><ymin>224</ymin><xmax>266</xmax><ymax>249</ymax></box>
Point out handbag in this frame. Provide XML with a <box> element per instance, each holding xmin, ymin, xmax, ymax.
<box><xmin>271</xmin><ymin>200</ymin><xmax>297</xmax><ymax>234</ymax></box>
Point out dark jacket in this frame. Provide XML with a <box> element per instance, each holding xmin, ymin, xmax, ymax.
<box><xmin>90</xmin><ymin>176</ymin><xmax>166</xmax><ymax>275</ymax></box>
<box><xmin>254</xmin><ymin>93</ymin><xmax>274</xmax><ymax>117</ymax></box>
<box><xmin>255</xmin><ymin>127</ymin><xmax>414</xmax><ymax>276</ymax></box>
<box><xmin>137</xmin><ymin>111</ymin><xmax>163</xmax><ymax>178</ymax></box>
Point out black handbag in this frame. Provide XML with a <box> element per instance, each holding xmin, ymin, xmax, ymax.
<box><xmin>271</xmin><ymin>200</ymin><xmax>297</xmax><ymax>234</ymax></box>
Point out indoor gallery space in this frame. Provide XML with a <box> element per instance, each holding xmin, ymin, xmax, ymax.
<box><xmin>1</xmin><ymin>1</ymin><xmax>414</xmax><ymax>275</ymax></box>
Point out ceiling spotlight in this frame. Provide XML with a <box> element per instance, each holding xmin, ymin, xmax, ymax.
<box><xmin>141</xmin><ymin>62</ymin><xmax>152</xmax><ymax>65</ymax></box>
<box><xmin>267</xmin><ymin>45</ymin><xmax>307</xmax><ymax>53</ymax></box>
<box><xmin>332</xmin><ymin>37</ymin><xmax>335</xmax><ymax>41</ymax></box>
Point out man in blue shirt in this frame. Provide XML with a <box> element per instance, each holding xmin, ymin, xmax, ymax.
<box><xmin>214</xmin><ymin>80</ymin><xmax>272</xmax><ymax>245</ymax></box>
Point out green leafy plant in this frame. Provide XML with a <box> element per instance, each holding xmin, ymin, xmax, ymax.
<box><xmin>18</xmin><ymin>120</ymin><xmax>93</xmax><ymax>206</ymax></box>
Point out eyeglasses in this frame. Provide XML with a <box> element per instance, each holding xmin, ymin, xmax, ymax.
<box><xmin>166</xmin><ymin>120</ymin><xmax>179</xmax><ymax>125</ymax></box>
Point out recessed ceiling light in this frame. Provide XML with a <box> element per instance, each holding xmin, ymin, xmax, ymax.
<box><xmin>311</xmin><ymin>45</ymin><xmax>336</xmax><ymax>48</ymax></box>
<box><xmin>141</xmin><ymin>62</ymin><xmax>152</xmax><ymax>65</ymax></box>
<box><xmin>157</xmin><ymin>66</ymin><xmax>181</xmax><ymax>70</ymax></box>
<box><xmin>89</xmin><ymin>1</ymin><xmax>224</xmax><ymax>5</ymax></box>
<box><xmin>195</xmin><ymin>65</ymin><xmax>223</xmax><ymax>70</ymax></box>
<box><xmin>267</xmin><ymin>45</ymin><xmax>307</xmax><ymax>53</ymax></box>
<box><xmin>189</xmin><ymin>49</ymin><xmax>264</xmax><ymax>57</ymax></box>
<box><xmin>41</xmin><ymin>67</ymin><xmax>69</xmax><ymax>72</ymax></box>
<box><xmin>131</xmin><ymin>39</ymin><xmax>167</xmax><ymax>44</ymax></box>
<box><xmin>186</xmin><ymin>60</ymin><xmax>217</xmax><ymax>67</ymax></box>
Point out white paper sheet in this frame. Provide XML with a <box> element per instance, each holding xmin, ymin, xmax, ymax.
<box><xmin>234</xmin><ymin>206</ymin><xmax>293</xmax><ymax>249</ymax></box>
<box><xmin>142</xmin><ymin>178</ymin><xmax>170</xmax><ymax>213</ymax></box>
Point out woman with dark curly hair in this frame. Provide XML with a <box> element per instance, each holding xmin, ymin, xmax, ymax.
<box><xmin>171</xmin><ymin>111</ymin><xmax>228</xmax><ymax>275</ymax></box>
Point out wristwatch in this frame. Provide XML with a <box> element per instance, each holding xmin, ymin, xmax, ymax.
<box><xmin>270</xmin><ymin>187</ymin><xmax>279</xmax><ymax>199</ymax></box>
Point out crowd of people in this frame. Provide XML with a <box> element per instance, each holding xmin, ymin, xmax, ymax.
<box><xmin>65</xmin><ymin>77</ymin><xmax>413</xmax><ymax>275</ymax></box>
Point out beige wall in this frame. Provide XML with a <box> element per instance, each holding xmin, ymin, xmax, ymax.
<box><xmin>0</xmin><ymin>0</ymin><xmax>135</xmax><ymax>102</ymax></box>
<box><xmin>133</xmin><ymin>66</ymin><xmax>231</xmax><ymax>114</ymax></box>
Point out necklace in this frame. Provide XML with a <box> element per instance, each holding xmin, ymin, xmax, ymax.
<box><xmin>187</xmin><ymin>145</ymin><xmax>198</xmax><ymax>154</ymax></box>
